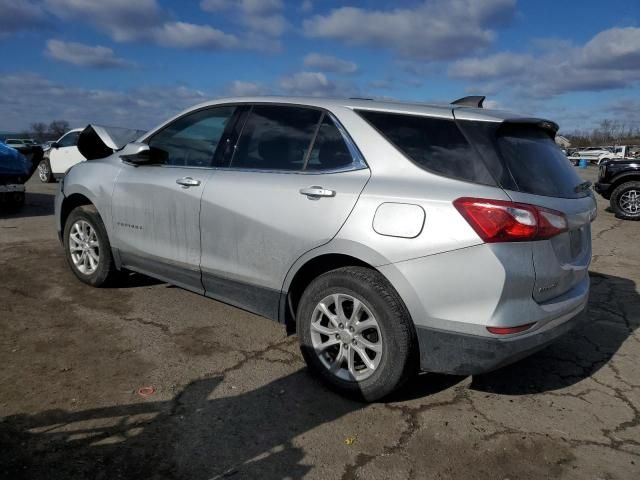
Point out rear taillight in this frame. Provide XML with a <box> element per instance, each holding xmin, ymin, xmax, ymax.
<box><xmin>453</xmin><ymin>197</ymin><xmax>568</xmax><ymax>242</ymax></box>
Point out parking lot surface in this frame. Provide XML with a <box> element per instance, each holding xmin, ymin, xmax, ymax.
<box><xmin>1</xmin><ymin>166</ymin><xmax>639</xmax><ymax>479</ymax></box>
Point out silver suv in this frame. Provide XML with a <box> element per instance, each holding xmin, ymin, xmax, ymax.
<box><xmin>55</xmin><ymin>96</ymin><xmax>595</xmax><ymax>400</ymax></box>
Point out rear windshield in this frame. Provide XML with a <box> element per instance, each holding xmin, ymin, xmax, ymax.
<box><xmin>356</xmin><ymin>110</ymin><xmax>496</xmax><ymax>185</ymax></box>
<box><xmin>497</xmin><ymin>125</ymin><xmax>588</xmax><ymax>198</ymax></box>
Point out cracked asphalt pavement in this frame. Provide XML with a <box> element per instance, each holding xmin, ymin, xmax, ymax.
<box><xmin>1</xmin><ymin>166</ymin><xmax>638</xmax><ymax>479</ymax></box>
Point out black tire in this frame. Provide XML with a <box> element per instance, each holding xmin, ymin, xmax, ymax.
<box><xmin>63</xmin><ymin>205</ymin><xmax>121</xmax><ymax>286</ymax></box>
<box><xmin>610</xmin><ymin>181</ymin><xmax>640</xmax><ymax>221</ymax></box>
<box><xmin>297</xmin><ymin>266</ymin><xmax>416</xmax><ymax>401</ymax></box>
<box><xmin>37</xmin><ymin>159</ymin><xmax>54</xmax><ymax>183</ymax></box>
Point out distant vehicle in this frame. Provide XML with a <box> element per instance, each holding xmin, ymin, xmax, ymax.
<box><xmin>571</xmin><ymin>146</ymin><xmax>628</xmax><ymax>165</ymax></box>
<box><xmin>595</xmin><ymin>159</ymin><xmax>640</xmax><ymax>220</ymax></box>
<box><xmin>38</xmin><ymin>129</ymin><xmax>85</xmax><ymax>183</ymax></box>
<box><xmin>55</xmin><ymin>96</ymin><xmax>594</xmax><ymax>400</ymax></box>
<box><xmin>5</xmin><ymin>138</ymin><xmax>37</xmax><ymax>148</ymax></box>
<box><xmin>0</xmin><ymin>141</ymin><xmax>36</xmax><ymax>211</ymax></box>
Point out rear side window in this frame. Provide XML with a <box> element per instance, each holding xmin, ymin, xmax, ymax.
<box><xmin>231</xmin><ymin>105</ymin><xmax>321</xmax><ymax>171</ymax></box>
<box><xmin>356</xmin><ymin>110</ymin><xmax>495</xmax><ymax>184</ymax></box>
<box><xmin>497</xmin><ymin>126</ymin><xmax>588</xmax><ymax>198</ymax></box>
<box><xmin>305</xmin><ymin>116</ymin><xmax>353</xmax><ymax>171</ymax></box>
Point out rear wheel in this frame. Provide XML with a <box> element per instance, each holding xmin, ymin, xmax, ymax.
<box><xmin>610</xmin><ymin>181</ymin><xmax>640</xmax><ymax>220</ymax></box>
<box><xmin>297</xmin><ymin>266</ymin><xmax>416</xmax><ymax>401</ymax></box>
<box><xmin>63</xmin><ymin>205</ymin><xmax>121</xmax><ymax>286</ymax></box>
<box><xmin>37</xmin><ymin>159</ymin><xmax>54</xmax><ymax>183</ymax></box>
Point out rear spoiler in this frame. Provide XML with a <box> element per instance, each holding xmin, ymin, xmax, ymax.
<box><xmin>78</xmin><ymin>125</ymin><xmax>147</xmax><ymax>160</ymax></box>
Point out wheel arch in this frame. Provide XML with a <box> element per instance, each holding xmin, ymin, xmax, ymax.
<box><xmin>60</xmin><ymin>192</ymin><xmax>97</xmax><ymax>234</ymax></box>
<box><xmin>281</xmin><ymin>242</ymin><xmax>395</xmax><ymax>334</ymax></box>
<box><xmin>610</xmin><ymin>173</ymin><xmax>640</xmax><ymax>193</ymax></box>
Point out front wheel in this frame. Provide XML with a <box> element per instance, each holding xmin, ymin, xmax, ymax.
<box><xmin>63</xmin><ymin>205</ymin><xmax>121</xmax><ymax>286</ymax></box>
<box><xmin>297</xmin><ymin>266</ymin><xmax>416</xmax><ymax>401</ymax></box>
<box><xmin>37</xmin><ymin>159</ymin><xmax>54</xmax><ymax>183</ymax></box>
<box><xmin>610</xmin><ymin>181</ymin><xmax>640</xmax><ymax>220</ymax></box>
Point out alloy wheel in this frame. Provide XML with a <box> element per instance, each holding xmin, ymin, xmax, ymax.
<box><xmin>619</xmin><ymin>189</ymin><xmax>640</xmax><ymax>215</ymax></box>
<box><xmin>69</xmin><ymin>220</ymin><xmax>100</xmax><ymax>275</ymax></box>
<box><xmin>310</xmin><ymin>293</ymin><xmax>383</xmax><ymax>382</ymax></box>
<box><xmin>38</xmin><ymin>162</ymin><xmax>49</xmax><ymax>182</ymax></box>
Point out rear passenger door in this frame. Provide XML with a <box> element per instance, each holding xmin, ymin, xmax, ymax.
<box><xmin>199</xmin><ymin>104</ymin><xmax>370</xmax><ymax>318</ymax></box>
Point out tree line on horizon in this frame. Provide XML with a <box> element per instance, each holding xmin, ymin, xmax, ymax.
<box><xmin>562</xmin><ymin>119</ymin><xmax>640</xmax><ymax>148</ymax></box>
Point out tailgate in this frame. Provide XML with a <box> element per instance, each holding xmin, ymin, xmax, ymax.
<box><xmin>508</xmin><ymin>192</ymin><xmax>594</xmax><ymax>302</ymax></box>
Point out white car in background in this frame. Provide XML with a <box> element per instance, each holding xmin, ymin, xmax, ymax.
<box><xmin>572</xmin><ymin>146</ymin><xmax>619</xmax><ymax>165</ymax></box>
<box><xmin>38</xmin><ymin>129</ymin><xmax>85</xmax><ymax>182</ymax></box>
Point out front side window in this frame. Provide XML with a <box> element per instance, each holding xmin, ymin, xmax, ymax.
<box><xmin>58</xmin><ymin>131</ymin><xmax>80</xmax><ymax>148</ymax></box>
<box><xmin>357</xmin><ymin>110</ymin><xmax>495</xmax><ymax>184</ymax></box>
<box><xmin>148</xmin><ymin>106</ymin><xmax>235</xmax><ymax>167</ymax></box>
<box><xmin>231</xmin><ymin>105</ymin><xmax>321</xmax><ymax>171</ymax></box>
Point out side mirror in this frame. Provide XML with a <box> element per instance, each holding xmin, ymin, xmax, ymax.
<box><xmin>51</xmin><ymin>142</ymin><xmax>59</xmax><ymax>149</ymax></box>
<box><xmin>119</xmin><ymin>142</ymin><xmax>155</xmax><ymax>165</ymax></box>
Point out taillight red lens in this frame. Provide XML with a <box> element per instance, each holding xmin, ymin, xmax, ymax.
<box><xmin>453</xmin><ymin>197</ymin><xmax>568</xmax><ymax>242</ymax></box>
<box><xmin>487</xmin><ymin>323</ymin><xmax>536</xmax><ymax>335</ymax></box>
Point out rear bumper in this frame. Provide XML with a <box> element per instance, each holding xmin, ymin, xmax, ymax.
<box><xmin>416</xmin><ymin>304</ymin><xmax>589</xmax><ymax>375</ymax></box>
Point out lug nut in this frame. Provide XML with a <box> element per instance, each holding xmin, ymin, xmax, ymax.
<box><xmin>335</xmin><ymin>334</ymin><xmax>340</xmax><ymax>340</ymax></box>
<box><xmin>352</xmin><ymin>339</ymin><xmax>357</xmax><ymax>345</ymax></box>
<box><xmin>349</xmin><ymin>326</ymin><xmax>354</xmax><ymax>332</ymax></box>
<box><xmin>338</xmin><ymin>323</ymin><xmax>344</xmax><ymax>329</ymax></box>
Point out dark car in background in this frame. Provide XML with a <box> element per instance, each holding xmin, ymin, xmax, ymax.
<box><xmin>0</xmin><ymin>141</ymin><xmax>36</xmax><ymax>211</ymax></box>
<box><xmin>595</xmin><ymin>159</ymin><xmax>640</xmax><ymax>220</ymax></box>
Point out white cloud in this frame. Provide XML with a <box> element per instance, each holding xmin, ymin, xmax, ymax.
<box><xmin>448</xmin><ymin>52</ymin><xmax>532</xmax><ymax>79</ymax></box>
<box><xmin>303</xmin><ymin>53</ymin><xmax>358</xmax><ymax>74</ymax></box>
<box><xmin>278</xmin><ymin>71</ymin><xmax>354</xmax><ymax>97</ymax></box>
<box><xmin>154</xmin><ymin>22</ymin><xmax>238</xmax><ymax>49</ymax></box>
<box><xmin>45</xmin><ymin>39</ymin><xmax>133</xmax><ymax>68</ymax></box>
<box><xmin>226</xmin><ymin>80</ymin><xmax>268</xmax><ymax>96</ymax></box>
<box><xmin>580</xmin><ymin>27</ymin><xmax>640</xmax><ymax>70</ymax></box>
<box><xmin>0</xmin><ymin>73</ymin><xmax>210</xmax><ymax>131</ymax></box>
<box><xmin>0</xmin><ymin>0</ymin><xmax>47</xmax><ymax>34</ymax></box>
<box><xmin>303</xmin><ymin>0</ymin><xmax>516</xmax><ymax>61</ymax></box>
<box><xmin>45</xmin><ymin>0</ymin><xmax>239</xmax><ymax>50</ymax></box>
<box><xmin>449</xmin><ymin>27</ymin><xmax>640</xmax><ymax>97</ymax></box>
<box><xmin>201</xmin><ymin>0</ymin><xmax>287</xmax><ymax>38</ymax></box>
<box><xmin>300</xmin><ymin>0</ymin><xmax>313</xmax><ymax>13</ymax></box>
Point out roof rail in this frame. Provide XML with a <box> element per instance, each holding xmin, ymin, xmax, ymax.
<box><xmin>451</xmin><ymin>96</ymin><xmax>485</xmax><ymax>108</ymax></box>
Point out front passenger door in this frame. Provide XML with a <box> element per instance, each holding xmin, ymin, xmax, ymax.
<box><xmin>111</xmin><ymin>106</ymin><xmax>236</xmax><ymax>292</ymax></box>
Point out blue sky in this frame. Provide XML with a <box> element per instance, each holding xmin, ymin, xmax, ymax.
<box><xmin>0</xmin><ymin>0</ymin><xmax>639</xmax><ymax>133</ymax></box>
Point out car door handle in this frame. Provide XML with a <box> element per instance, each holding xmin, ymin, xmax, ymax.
<box><xmin>299</xmin><ymin>186</ymin><xmax>336</xmax><ymax>198</ymax></box>
<box><xmin>176</xmin><ymin>177</ymin><xmax>201</xmax><ymax>188</ymax></box>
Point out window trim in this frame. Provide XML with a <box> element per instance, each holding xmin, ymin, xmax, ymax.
<box><xmin>141</xmin><ymin>102</ymin><xmax>368</xmax><ymax>174</ymax></box>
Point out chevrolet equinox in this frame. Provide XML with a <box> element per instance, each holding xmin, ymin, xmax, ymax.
<box><xmin>55</xmin><ymin>96</ymin><xmax>596</xmax><ymax>400</ymax></box>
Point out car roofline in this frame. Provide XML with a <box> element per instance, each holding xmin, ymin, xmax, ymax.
<box><xmin>167</xmin><ymin>95</ymin><xmax>553</xmax><ymax>125</ymax></box>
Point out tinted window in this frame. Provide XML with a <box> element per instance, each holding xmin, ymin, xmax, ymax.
<box><xmin>497</xmin><ymin>125</ymin><xmax>588</xmax><ymax>198</ymax></box>
<box><xmin>58</xmin><ymin>132</ymin><xmax>80</xmax><ymax>148</ymax></box>
<box><xmin>305</xmin><ymin>116</ymin><xmax>354</xmax><ymax>171</ymax></box>
<box><xmin>149</xmin><ymin>106</ymin><xmax>235</xmax><ymax>167</ymax></box>
<box><xmin>231</xmin><ymin>105</ymin><xmax>321</xmax><ymax>171</ymax></box>
<box><xmin>357</xmin><ymin>110</ymin><xmax>495</xmax><ymax>184</ymax></box>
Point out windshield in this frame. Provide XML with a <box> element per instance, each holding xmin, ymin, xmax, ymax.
<box><xmin>497</xmin><ymin>125</ymin><xmax>589</xmax><ymax>199</ymax></box>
